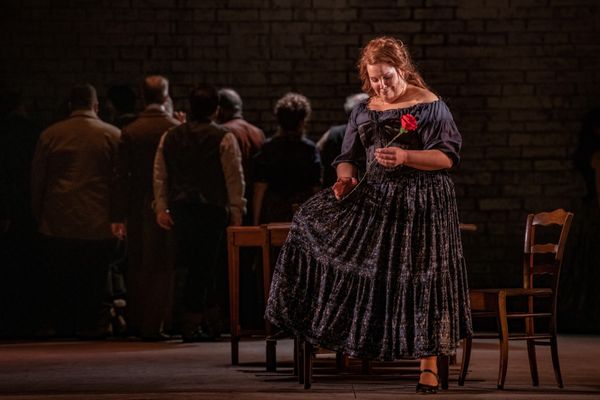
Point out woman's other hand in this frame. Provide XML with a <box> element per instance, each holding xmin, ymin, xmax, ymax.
<box><xmin>332</xmin><ymin>177</ymin><xmax>358</xmax><ymax>200</ymax></box>
<box><xmin>111</xmin><ymin>223</ymin><xmax>127</xmax><ymax>240</ymax></box>
<box><xmin>375</xmin><ymin>147</ymin><xmax>408</xmax><ymax>168</ymax></box>
<box><xmin>156</xmin><ymin>210</ymin><xmax>174</xmax><ymax>230</ymax></box>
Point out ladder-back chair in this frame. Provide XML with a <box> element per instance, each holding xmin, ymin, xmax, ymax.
<box><xmin>459</xmin><ymin>209</ymin><xmax>573</xmax><ymax>389</ymax></box>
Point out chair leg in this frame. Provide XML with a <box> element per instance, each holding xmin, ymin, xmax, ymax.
<box><xmin>361</xmin><ymin>359</ymin><xmax>371</xmax><ymax>374</ymax></box>
<box><xmin>524</xmin><ymin>299</ymin><xmax>539</xmax><ymax>387</ymax></box>
<box><xmin>458</xmin><ymin>337</ymin><xmax>472</xmax><ymax>386</ymax></box>
<box><xmin>293</xmin><ymin>336</ymin><xmax>299</xmax><ymax>376</ymax></box>
<box><xmin>335</xmin><ymin>351</ymin><xmax>345</xmax><ymax>370</ymax></box>
<box><xmin>526</xmin><ymin>339</ymin><xmax>539</xmax><ymax>386</ymax></box>
<box><xmin>230</xmin><ymin>337</ymin><xmax>239</xmax><ymax>365</ymax></box>
<box><xmin>227</xmin><ymin>235</ymin><xmax>240</xmax><ymax>366</ymax></box>
<box><xmin>266</xmin><ymin>338</ymin><xmax>277</xmax><ymax>372</ymax></box>
<box><xmin>438</xmin><ymin>354</ymin><xmax>449</xmax><ymax>390</ymax></box>
<box><xmin>550</xmin><ymin>334</ymin><xmax>564</xmax><ymax>388</ymax></box>
<box><xmin>497</xmin><ymin>293</ymin><xmax>509</xmax><ymax>389</ymax></box>
<box><xmin>303</xmin><ymin>341</ymin><xmax>313</xmax><ymax>389</ymax></box>
<box><xmin>297</xmin><ymin>337</ymin><xmax>304</xmax><ymax>384</ymax></box>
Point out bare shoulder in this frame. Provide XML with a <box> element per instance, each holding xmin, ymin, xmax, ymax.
<box><xmin>414</xmin><ymin>86</ymin><xmax>439</xmax><ymax>103</ymax></box>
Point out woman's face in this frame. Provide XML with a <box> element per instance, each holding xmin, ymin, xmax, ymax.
<box><xmin>366</xmin><ymin>63</ymin><xmax>405</xmax><ymax>103</ymax></box>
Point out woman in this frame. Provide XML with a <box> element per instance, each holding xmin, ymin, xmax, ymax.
<box><xmin>252</xmin><ymin>93</ymin><xmax>322</xmax><ymax>224</ymax></box>
<box><xmin>265</xmin><ymin>37</ymin><xmax>472</xmax><ymax>393</ymax></box>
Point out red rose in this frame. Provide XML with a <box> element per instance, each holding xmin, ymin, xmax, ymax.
<box><xmin>400</xmin><ymin>114</ymin><xmax>418</xmax><ymax>132</ymax></box>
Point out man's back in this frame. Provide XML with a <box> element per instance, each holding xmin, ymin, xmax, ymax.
<box><xmin>118</xmin><ymin>107</ymin><xmax>180</xmax><ymax>198</ymax></box>
<box><xmin>221</xmin><ymin>118</ymin><xmax>264</xmax><ymax>166</ymax></box>
<box><xmin>32</xmin><ymin>110</ymin><xmax>120</xmax><ymax>240</ymax></box>
<box><xmin>162</xmin><ymin>121</ymin><xmax>229</xmax><ymax>208</ymax></box>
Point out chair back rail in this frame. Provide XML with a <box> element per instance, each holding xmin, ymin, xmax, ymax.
<box><xmin>523</xmin><ymin>209</ymin><xmax>573</xmax><ymax>291</ymax></box>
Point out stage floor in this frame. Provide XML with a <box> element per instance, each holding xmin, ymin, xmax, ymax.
<box><xmin>1</xmin><ymin>335</ymin><xmax>599</xmax><ymax>399</ymax></box>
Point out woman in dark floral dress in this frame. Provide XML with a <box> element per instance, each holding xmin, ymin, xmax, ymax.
<box><xmin>265</xmin><ymin>37</ymin><xmax>472</xmax><ymax>393</ymax></box>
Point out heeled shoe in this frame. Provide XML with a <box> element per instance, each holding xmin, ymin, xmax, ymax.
<box><xmin>416</xmin><ymin>368</ymin><xmax>439</xmax><ymax>394</ymax></box>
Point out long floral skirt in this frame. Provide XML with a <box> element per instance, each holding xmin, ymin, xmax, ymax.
<box><xmin>265</xmin><ymin>170</ymin><xmax>472</xmax><ymax>360</ymax></box>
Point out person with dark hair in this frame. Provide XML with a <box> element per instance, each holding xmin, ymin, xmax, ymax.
<box><xmin>105</xmin><ymin>84</ymin><xmax>137</xmax><ymax>128</ymax></box>
<box><xmin>110</xmin><ymin>75</ymin><xmax>181</xmax><ymax>340</ymax></box>
<box><xmin>0</xmin><ymin>89</ymin><xmax>41</xmax><ymax>337</ymax></box>
<box><xmin>573</xmin><ymin>109</ymin><xmax>600</xmax><ymax>203</ymax></box>
<box><xmin>559</xmin><ymin>108</ymin><xmax>600</xmax><ymax>333</ymax></box>
<box><xmin>252</xmin><ymin>93</ymin><xmax>322</xmax><ymax>224</ymax></box>
<box><xmin>153</xmin><ymin>84</ymin><xmax>245</xmax><ymax>341</ymax></box>
<box><xmin>317</xmin><ymin>93</ymin><xmax>369</xmax><ymax>187</ymax></box>
<box><xmin>216</xmin><ymin>88</ymin><xmax>265</xmax><ymax>328</ymax></box>
<box><xmin>31</xmin><ymin>83</ymin><xmax>120</xmax><ymax>338</ymax></box>
<box><xmin>265</xmin><ymin>37</ymin><xmax>471</xmax><ymax>393</ymax></box>
<box><xmin>217</xmin><ymin>88</ymin><xmax>265</xmax><ymax>225</ymax></box>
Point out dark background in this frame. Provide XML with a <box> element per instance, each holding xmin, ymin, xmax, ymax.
<box><xmin>1</xmin><ymin>0</ymin><xmax>599</xmax><ymax>288</ymax></box>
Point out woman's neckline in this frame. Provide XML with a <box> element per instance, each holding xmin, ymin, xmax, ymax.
<box><xmin>366</xmin><ymin>97</ymin><xmax>441</xmax><ymax>112</ymax></box>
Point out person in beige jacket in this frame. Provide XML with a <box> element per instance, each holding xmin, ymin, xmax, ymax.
<box><xmin>31</xmin><ymin>83</ymin><xmax>120</xmax><ymax>338</ymax></box>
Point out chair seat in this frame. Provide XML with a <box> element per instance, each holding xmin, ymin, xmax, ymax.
<box><xmin>471</xmin><ymin>287</ymin><xmax>553</xmax><ymax>296</ymax></box>
<box><xmin>469</xmin><ymin>288</ymin><xmax>553</xmax><ymax>311</ymax></box>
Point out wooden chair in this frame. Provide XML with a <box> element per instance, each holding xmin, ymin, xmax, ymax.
<box><xmin>459</xmin><ymin>209</ymin><xmax>573</xmax><ymax>389</ymax></box>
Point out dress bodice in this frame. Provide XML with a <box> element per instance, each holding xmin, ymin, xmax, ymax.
<box><xmin>333</xmin><ymin>99</ymin><xmax>462</xmax><ymax>177</ymax></box>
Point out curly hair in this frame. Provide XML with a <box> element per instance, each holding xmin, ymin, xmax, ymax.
<box><xmin>358</xmin><ymin>36</ymin><xmax>428</xmax><ymax>97</ymax></box>
<box><xmin>274</xmin><ymin>92</ymin><xmax>311</xmax><ymax>133</ymax></box>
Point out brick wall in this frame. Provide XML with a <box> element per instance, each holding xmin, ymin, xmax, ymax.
<box><xmin>2</xmin><ymin>0</ymin><xmax>599</xmax><ymax>287</ymax></box>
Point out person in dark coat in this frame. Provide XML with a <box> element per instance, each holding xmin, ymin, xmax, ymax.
<box><xmin>104</xmin><ymin>84</ymin><xmax>137</xmax><ymax>128</ymax></box>
<box><xmin>0</xmin><ymin>90</ymin><xmax>41</xmax><ymax>337</ymax></box>
<box><xmin>217</xmin><ymin>88</ymin><xmax>265</xmax><ymax>225</ymax></box>
<box><xmin>111</xmin><ymin>75</ymin><xmax>181</xmax><ymax>340</ymax></box>
<box><xmin>559</xmin><ymin>108</ymin><xmax>600</xmax><ymax>333</ymax></box>
<box><xmin>217</xmin><ymin>88</ymin><xmax>266</xmax><ymax>328</ymax></box>
<box><xmin>317</xmin><ymin>93</ymin><xmax>369</xmax><ymax>188</ymax></box>
<box><xmin>252</xmin><ymin>93</ymin><xmax>322</xmax><ymax>224</ymax></box>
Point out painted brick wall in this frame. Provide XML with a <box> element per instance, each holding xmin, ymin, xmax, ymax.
<box><xmin>1</xmin><ymin>0</ymin><xmax>599</xmax><ymax>287</ymax></box>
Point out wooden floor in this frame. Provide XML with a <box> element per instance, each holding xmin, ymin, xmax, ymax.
<box><xmin>1</xmin><ymin>335</ymin><xmax>599</xmax><ymax>399</ymax></box>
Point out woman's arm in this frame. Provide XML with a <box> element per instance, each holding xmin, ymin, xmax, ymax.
<box><xmin>375</xmin><ymin>148</ymin><xmax>453</xmax><ymax>170</ymax></box>
<box><xmin>336</xmin><ymin>162</ymin><xmax>358</xmax><ymax>179</ymax></box>
<box><xmin>332</xmin><ymin>162</ymin><xmax>359</xmax><ymax>200</ymax></box>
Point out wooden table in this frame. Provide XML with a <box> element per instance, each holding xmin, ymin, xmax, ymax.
<box><xmin>227</xmin><ymin>222</ymin><xmax>477</xmax><ymax>369</ymax></box>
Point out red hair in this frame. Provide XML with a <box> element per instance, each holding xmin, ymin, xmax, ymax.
<box><xmin>358</xmin><ymin>36</ymin><xmax>428</xmax><ymax>96</ymax></box>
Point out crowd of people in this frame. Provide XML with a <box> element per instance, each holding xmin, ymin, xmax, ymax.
<box><xmin>1</xmin><ymin>36</ymin><xmax>475</xmax><ymax>393</ymax></box>
<box><xmin>0</xmin><ymin>73</ymin><xmax>363</xmax><ymax>342</ymax></box>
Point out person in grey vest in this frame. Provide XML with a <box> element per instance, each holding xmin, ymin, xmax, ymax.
<box><xmin>31</xmin><ymin>83</ymin><xmax>120</xmax><ymax>338</ymax></box>
<box><xmin>153</xmin><ymin>84</ymin><xmax>245</xmax><ymax>341</ymax></box>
